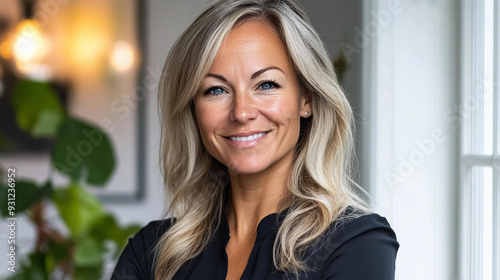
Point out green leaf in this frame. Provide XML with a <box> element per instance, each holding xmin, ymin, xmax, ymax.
<box><xmin>16</xmin><ymin>182</ymin><xmax>52</xmax><ymax>212</ymax></box>
<box><xmin>52</xmin><ymin>184</ymin><xmax>105</xmax><ymax>237</ymax></box>
<box><xmin>89</xmin><ymin>215</ymin><xmax>141</xmax><ymax>250</ymax></box>
<box><xmin>74</xmin><ymin>236</ymin><xmax>106</xmax><ymax>267</ymax></box>
<box><xmin>4</xmin><ymin>248</ymin><xmax>48</xmax><ymax>280</ymax></box>
<box><xmin>0</xmin><ymin>181</ymin><xmax>52</xmax><ymax>217</ymax></box>
<box><xmin>0</xmin><ymin>133</ymin><xmax>15</xmax><ymax>151</ymax></box>
<box><xmin>113</xmin><ymin>224</ymin><xmax>141</xmax><ymax>256</ymax></box>
<box><xmin>51</xmin><ymin>118</ymin><xmax>115</xmax><ymax>186</ymax></box>
<box><xmin>74</xmin><ymin>263</ymin><xmax>104</xmax><ymax>280</ymax></box>
<box><xmin>26</xmin><ymin>252</ymin><xmax>49</xmax><ymax>280</ymax></box>
<box><xmin>12</xmin><ymin>79</ymin><xmax>65</xmax><ymax>138</ymax></box>
<box><xmin>8</xmin><ymin>253</ymin><xmax>50</xmax><ymax>280</ymax></box>
<box><xmin>45</xmin><ymin>239</ymin><xmax>71</xmax><ymax>274</ymax></box>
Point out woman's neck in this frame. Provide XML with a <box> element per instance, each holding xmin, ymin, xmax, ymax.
<box><xmin>225</xmin><ymin>157</ymin><xmax>292</xmax><ymax>239</ymax></box>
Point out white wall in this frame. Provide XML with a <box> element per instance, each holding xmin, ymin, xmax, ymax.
<box><xmin>364</xmin><ymin>0</ymin><xmax>460</xmax><ymax>279</ymax></box>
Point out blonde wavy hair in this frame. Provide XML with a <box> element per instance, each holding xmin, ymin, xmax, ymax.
<box><xmin>156</xmin><ymin>0</ymin><xmax>368</xmax><ymax>279</ymax></box>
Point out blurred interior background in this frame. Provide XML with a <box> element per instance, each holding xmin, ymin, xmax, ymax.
<box><xmin>0</xmin><ymin>0</ymin><xmax>498</xmax><ymax>279</ymax></box>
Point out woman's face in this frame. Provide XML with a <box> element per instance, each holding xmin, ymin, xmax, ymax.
<box><xmin>195</xmin><ymin>20</ymin><xmax>310</xmax><ymax>175</ymax></box>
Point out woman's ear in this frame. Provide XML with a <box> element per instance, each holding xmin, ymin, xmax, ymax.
<box><xmin>300</xmin><ymin>91</ymin><xmax>312</xmax><ymax>118</ymax></box>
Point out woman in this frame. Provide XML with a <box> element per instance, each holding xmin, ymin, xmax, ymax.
<box><xmin>113</xmin><ymin>0</ymin><xmax>398</xmax><ymax>279</ymax></box>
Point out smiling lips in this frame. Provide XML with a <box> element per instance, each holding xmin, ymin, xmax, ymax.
<box><xmin>230</xmin><ymin>132</ymin><xmax>267</xmax><ymax>142</ymax></box>
<box><xmin>225</xmin><ymin>131</ymin><xmax>269</xmax><ymax>148</ymax></box>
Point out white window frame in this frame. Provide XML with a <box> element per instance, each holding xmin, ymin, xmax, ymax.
<box><xmin>460</xmin><ymin>0</ymin><xmax>500</xmax><ymax>279</ymax></box>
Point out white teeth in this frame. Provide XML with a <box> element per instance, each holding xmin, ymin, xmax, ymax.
<box><xmin>230</xmin><ymin>132</ymin><xmax>266</xmax><ymax>142</ymax></box>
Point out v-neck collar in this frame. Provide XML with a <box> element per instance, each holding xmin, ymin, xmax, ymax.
<box><xmin>221</xmin><ymin>208</ymin><xmax>289</xmax><ymax>242</ymax></box>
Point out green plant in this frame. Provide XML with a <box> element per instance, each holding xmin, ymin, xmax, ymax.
<box><xmin>0</xmin><ymin>79</ymin><xmax>140</xmax><ymax>279</ymax></box>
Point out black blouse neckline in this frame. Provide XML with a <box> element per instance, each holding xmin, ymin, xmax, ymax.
<box><xmin>220</xmin><ymin>208</ymin><xmax>289</xmax><ymax>241</ymax></box>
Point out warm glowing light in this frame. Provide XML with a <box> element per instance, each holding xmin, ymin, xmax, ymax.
<box><xmin>12</xmin><ymin>20</ymin><xmax>47</xmax><ymax>64</ymax></box>
<box><xmin>15</xmin><ymin>63</ymin><xmax>51</xmax><ymax>81</ymax></box>
<box><xmin>109</xmin><ymin>41</ymin><xmax>135</xmax><ymax>72</ymax></box>
<box><xmin>66</xmin><ymin>14</ymin><xmax>111</xmax><ymax>78</ymax></box>
<box><xmin>71</xmin><ymin>25</ymin><xmax>107</xmax><ymax>67</ymax></box>
<box><xmin>0</xmin><ymin>37</ymin><xmax>14</xmax><ymax>60</ymax></box>
<box><xmin>6</xmin><ymin>19</ymin><xmax>50</xmax><ymax>77</ymax></box>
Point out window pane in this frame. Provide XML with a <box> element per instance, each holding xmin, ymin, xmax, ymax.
<box><xmin>470</xmin><ymin>165</ymin><xmax>494</xmax><ymax>280</ymax></box>
<box><xmin>483</xmin><ymin>0</ymin><xmax>494</xmax><ymax>155</ymax></box>
<box><xmin>495</xmin><ymin>167</ymin><xmax>500</xmax><ymax>280</ymax></box>
<box><xmin>496</xmin><ymin>0</ymin><xmax>500</xmax><ymax>158</ymax></box>
<box><xmin>482</xmin><ymin>166</ymin><xmax>493</xmax><ymax>280</ymax></box>
<box><xmin>467</xmin><ymin>0</ymin><xmax>495</xmax><ymax>156</ymax></box>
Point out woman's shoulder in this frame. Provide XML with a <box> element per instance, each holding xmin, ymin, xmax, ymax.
<box><xmin>111</xmin><ymin>218</ymin><xmax>175</xmax><ymax>279</ymax></box>
<box><xmin>301</xmin><ymin>207</ymin><xmax>399</xmax><ymax>279</ymax></box>
<box><xmin>128</xmin><ymin>218</ymin><xmax>177</xmax><ymax>251</ymax></box>
<box><xmin>332</xmin><ymin>207</ymin><xmax>397</xmax><ymax>241</ymax></box>
<box><xmin>138</xmin><ymin>218</ymin><xmax>176</xmax><ymax>238</ymax></box>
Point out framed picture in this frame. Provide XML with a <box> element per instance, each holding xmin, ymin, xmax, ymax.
<box><xmin>0</xmin><ymin>0</ymin><xmax>147</xmax><ymax>202</ymax></box>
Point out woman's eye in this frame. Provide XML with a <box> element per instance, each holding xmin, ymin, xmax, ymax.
<box><xmin>204</xmin><ymin>87</ymin><xmax>226</xmax><ymax>96</ymax></box>
<box><xmin>258</xmin><ymin>81</ymin><xmax>279</xmax><ymax>91</ymax></box>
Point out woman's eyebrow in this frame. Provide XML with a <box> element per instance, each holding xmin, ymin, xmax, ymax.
<box><xmin>206</xmin><ymin>73</ymin><xmax>227</xmax><ymax>82</ymax></box>
<box><xmin>205</xmin><ymin>66</ymin><xmax>285</xmax><ymax>82</ymax></box>
<box><xmin>251</xmin><ymin>66</ymin><xmax>284</xmax><ymax>79</ymax></box>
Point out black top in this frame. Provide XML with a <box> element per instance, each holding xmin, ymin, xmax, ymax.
<box><xmin>111</xmin><ymin>208</ymin><xmax>398</xmax><ymax>280</ymax></box>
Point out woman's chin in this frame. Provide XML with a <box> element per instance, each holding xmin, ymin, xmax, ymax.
<box><xmin>225</xmin><ymin>160</ymin><xmax>269</xmax><ymax>176</ymax></box>
<box><xmin>227</xmin><ymin>166</ymin><xmax>267</xmax><ymax>176</ymax></box>
<box><xmin>222</xmin><ymin>151</ymin><xmax>293</xmax><ymax>177</ymax></box>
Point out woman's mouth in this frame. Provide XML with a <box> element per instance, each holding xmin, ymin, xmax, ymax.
<box><xmin>224</xmin><ymin>131</ymin><xmax>270</xmax><ymax>148</ymax></box>
<box><xmin>229</xmin><ymin>132</ymin><xmax>267</xmax><ymax>142</ymax></box>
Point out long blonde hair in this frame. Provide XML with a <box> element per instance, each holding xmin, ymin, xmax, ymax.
<box><xmin>156</xmin><ymin>0</ymin><xmax>367</xmax><ymax>278</ymax></box>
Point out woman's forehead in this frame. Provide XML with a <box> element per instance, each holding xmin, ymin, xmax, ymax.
<box><xmin>209</xmin><ymin>20</ymin><xmax>292</xmax><ymax>74</ymax></box>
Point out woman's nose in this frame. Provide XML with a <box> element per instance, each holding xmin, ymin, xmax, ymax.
<box><xmin>229</xmin><ymin>92</ymin><xmax>257</xmax><ymax>124</ymax></box>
